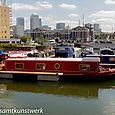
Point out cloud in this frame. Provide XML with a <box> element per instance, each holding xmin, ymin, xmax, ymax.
<box><xmin>42</xmin><ymin>15</ymin><xmax>79</xmax><ymax>29</ymax></box>
<box><xmin>95</xmin><ymin>18</ymin><xmax>114</xmax><ymax>23</ymax></box>
<box><xmin>89</xmin><ymin>10</ymin><xmax>115</xmax><ymax>18</ymax></box>
<box><xmin>88</xmin><ymin>10</ymin><xmax>115</xmax><ymax>32</ymax></box>
<box><xmin>68</xmin><ymin>13</ymin><xmax>79</xmax><ymax>18</ymax></box>
<box><xmin>59</xmin><ymin>3</ymin><xmax>76</xmax><ymax>10</ymax></box>
<box><xmin>55</xmin><ymin>19</ymin><xmax>78</xmax><ymax>28</ymax></box>
<box><xmin>105</xmin><ymin>0</ymin><xmax>115</xmax><ymax>5</ymax></box>
<box><xmin>12</xmin><ymin>1</ymin><xmax>53</xmax><ymax>10</ymax></box>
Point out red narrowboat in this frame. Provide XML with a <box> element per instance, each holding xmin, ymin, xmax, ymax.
<box><xmin>2</xmin><ymin>57</ymin><xmax>115</xmax><ymax>77</ymax></box>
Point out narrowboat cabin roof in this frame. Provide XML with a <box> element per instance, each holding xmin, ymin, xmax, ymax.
<box><xmin>55</xmin><ymin>45</ymin><xmax>73</xmax><ymax>48</ymax></box>
<box><xmin>54</xmin><ymin>45</ymin><xmax>74</xmax><ymax>51</ymax></box>
<box><xmin>100</xmin><ymin>48</ymin><xmax>114</xmax><ymax>55</ymax></box>
<box><xmin>86</xmin><ymin>54</ymin><xmax>115</xmax><ymax>57</ymax></box>
<box><xmin>6</xmin><ymin>57</ymin><xmax>100</xmax><ymax>62</ymax></box>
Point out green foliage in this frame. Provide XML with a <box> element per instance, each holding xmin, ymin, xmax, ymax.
<box><xmin>0</xmin><ymin>43</ymin><xmax>18</xmax><ymax>47</ymax></box>
<box><xmin>0</xmin><ymin>43</ymin><xmax>19</xmax><ymax>50</ymax></box>
<box><xmin>39</xmin><ymin>38</ymin><xmax>48</xmax><ymax>45</ymax></box>
<box><xmin>20</xmin><ymin>35</ymin><xmax>32</xmax><ymax>43</ymax></box>
<box><xmin>36</xmin><ymin>34</ymin><xmax>48</xmax><ymax>45</ymax></box>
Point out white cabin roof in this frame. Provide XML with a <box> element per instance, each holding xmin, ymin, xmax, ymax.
<box><xmin>6</xmin><ymin>57</ymin><xmax>100</xmax><ymax>62</ymax></box>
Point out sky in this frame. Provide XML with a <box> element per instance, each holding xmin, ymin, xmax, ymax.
<box><xmin>7</xmin><ymin>0</ymin><xmax>115</xmax><ymax>32</ymax></box>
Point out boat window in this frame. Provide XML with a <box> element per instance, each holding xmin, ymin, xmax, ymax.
<box><xmin>109</xmin><ymin>57</ymin><xmax>115</xmax><ymax>61</ymax></box>
<box><xmin>55</xmin><ymin>53</ymin><xmax>68</xmax><ymax>57</ymax></box>
<box><xmin>54</xmin><ymin>63</ymin><xmax>60</xmax><ymax>69</ymax></box>
<box><xmin>15</xmin><ymin>63</ymin><xmax>24</xmax><ymax>69</ymax></box>
<box><xmin>36</xmin><ymin>63</ymin><xmax>45</xmax><ymax>70</ymax></box>
<box><xmin>80</xmin><ymin>64</ymin><xmax>90</xmax><ymax>71</ymax></box>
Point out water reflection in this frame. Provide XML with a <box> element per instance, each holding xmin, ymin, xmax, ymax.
<box><xmin>0</xmin><ymin>83</ymin><xmax>15</xmax><ymax>108</ymax></box>
<box><xmin>0</xmin><ymin>84</ymin><xmax>7</xmax><ymax>97</ymax></box>
<box><xmin>0</xmin><ymin>79</ymin><xmax>115</xmax><ymax>115</ymax></box>
<box><xmin>0</xmin><ymin>79</ymin><xmax>115</xmax><ymax>98</ymax></box>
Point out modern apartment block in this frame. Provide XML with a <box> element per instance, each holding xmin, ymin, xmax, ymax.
<box><xmin>16</xmin><ymin>17</ymin><xmax>24</xmax><ymax>27</ymax></box>
<box><xmin>56</xmin><ymin>23</ymin><xmax>65</xmax><ymax>30</ymax></box>
<box><xmin>0</xmin><ymin>4</ymin><xmax>10</xmax><ymax>39</ymax></box>
<box><xmin>30</xmin><ymin>13</ymin><xmax>42</xmax><ymax>31</ymax></box>
<box><xmin>16</xmin><ymin>17</ymin><xmax>24</xmax><ymax>36</ymax></box>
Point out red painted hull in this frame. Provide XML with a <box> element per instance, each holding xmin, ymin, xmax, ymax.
<box><xmin>2</xmin><ymin>58</ymin><xmax>115</xmax><ymax>77</ymax></box>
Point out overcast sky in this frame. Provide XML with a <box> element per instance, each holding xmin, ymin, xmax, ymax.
<box><xmin>8</xmin><ymin>0</ymin><xmax>115</xmax><ymax>32</ymax></box>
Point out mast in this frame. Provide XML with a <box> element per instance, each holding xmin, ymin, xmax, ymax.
<box><xmin>82</xmin><ymin>14</ymin><xmax>85</xmax><ymax>27</ymax></box>
<box><xmin>78</xmin><ymin>19</ymin><xmax>81</xmax><ymax>27</ymax></box>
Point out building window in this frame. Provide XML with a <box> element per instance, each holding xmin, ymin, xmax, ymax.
<box><xmin>4</xmin><ymin>26</ymin><xmax>6</xmax><ymax>28</ymax></box>
<box><xmin>79</xmin><ymin>64</ymin><xmax>90</xmax><ymax>71</ymax></box>
<box><xmin>15</xmin><ymin>63</ymin><xmax>24</xmax><ymax>69</ymax></box>
<box><xmin>36</xmin><ymin>63</ymin><xmax>45</xmax><ymax>70</ymax></box>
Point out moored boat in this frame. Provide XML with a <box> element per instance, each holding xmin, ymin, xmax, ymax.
<box><xmin>100</xmin><ymin>47</ymin><xmax>114</xmax><ymax>55</ymax></box>
<box><xmin>82</xmin><ymin>47</ymin><xmax>115</xmax><ymax>68</ymax></box>
<box><xmin>0</xmin><ymin>57</ymin><xmax>115</xmax><ymax>81</ymax></box>
<box><xmin>55</xmin><ymin>45</ymin><xmax>81</xmax><ymax>58</ymax></box>
<box><xmin>0</xmin><ymin>50</ymin><xmax>38</xmax><ymax>61</ymax></box>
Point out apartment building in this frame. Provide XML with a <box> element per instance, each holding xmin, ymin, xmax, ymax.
<box><xmin>0</xmin><ymin>5</ymin><xmax>10</xmax><ymax>39</ymax></box>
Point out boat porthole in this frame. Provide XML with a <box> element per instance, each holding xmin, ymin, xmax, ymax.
<box><xmin>54</xmin><ymin>63</ymin><xmax>60</xmax><ymax>69</ymax></box>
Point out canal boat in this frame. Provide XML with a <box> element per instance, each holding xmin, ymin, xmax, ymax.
<box><xmin>99</xmin><ymin>48</ymin><xmax>114</xmax><ymax>55</ymax></box>
<box><xmin>0</xmin><ymin>50</ymin><xmax>8</xmax><ymax>61</ymax></box>
<box><xmin>55</xmin><ymin>45</ymin><xmax>74</xmax><ymax>58</ymax></box>
<box><xmin>0</xmin><ymin>57</ymin><xmax>115</xmax><ymax>81</ymax></box>
<box><xmin>55</xmin><ymin>45</ymin><xmax>81</xmax><ymax>58</ymax></box>
<box><xmin>0</xmin><ymin>50</ymin><xmax>38</xmax><ymax>61</ymax></box>
<box><xmin>82</xmin><ymin>48</ymin><xmax>115</xmax><ymax>68</ymax></box>
<box><xmin>80</xmin><ymin>47</ymin><xmax>94</xmax><ymax>57</ymax></box>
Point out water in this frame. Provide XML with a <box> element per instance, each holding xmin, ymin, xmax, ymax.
<box><xmin>0</xmin><ymin>79</ymin><xmax>115</xmax><ymax>115</ymax></box>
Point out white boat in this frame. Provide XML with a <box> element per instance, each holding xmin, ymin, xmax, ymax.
<box><xmin>6</xmin><ymin>50</ymin><xmax>38</xmax><ymax>58</ymax></box>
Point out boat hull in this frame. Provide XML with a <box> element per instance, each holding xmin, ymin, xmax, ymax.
<box><xmin>0</xmin><ymin>57</ymin><xmax>115</xmax><ymax>81</ymax></box>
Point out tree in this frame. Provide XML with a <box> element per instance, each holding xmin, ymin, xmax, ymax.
<box><xmin>36</xmin><ymin>34</ymin><xmax>48</xmax><ymax>45</ymax></box>
<box><xmin>20</xmin><ymin>36</ymin><xmax>32</xmax><ymax>44</ymax></box>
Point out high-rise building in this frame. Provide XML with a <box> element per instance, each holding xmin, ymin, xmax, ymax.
<box><xmin>0</xmin><ymin>2</ymin><xmax>10</xmax><ymax>39</ymax></box>
<box><xmin>16</xmin><ymin>25</ymin><xmax>24</xmax><ymax>37</ymax></box>
<box><xmin>30</xmin><ymin>13</ymin><xmax>42</xmax><ymax>31</ymax></box>
<box><xmin>16</xmin><ymin>17</ymin><xmax>24</xmax><ymax>36</ymax></box>
<box><xmin>56</xmin><ymin>23</ymin><xmax>65</xmax><ymax>30</ymax></box>
<box><xmin>16</xmin><ymin>17</ymin><xmax>24</xmax><ymax>27</ymax></box>
<box><xmin>93</xmin><ymin>24</ymin><xmax>101</xmax><ymax>33</ymax></box>
<box><xmin>39</xmin><ymin>18</ymin><xmax>42</xmax><ymax>29</ymax></box>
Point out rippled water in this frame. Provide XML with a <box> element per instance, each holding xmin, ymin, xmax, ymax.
<box><xmin>0</xmin><ymin>78</ymin><xmax>115</xmax><ymax>115</ymax></box>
